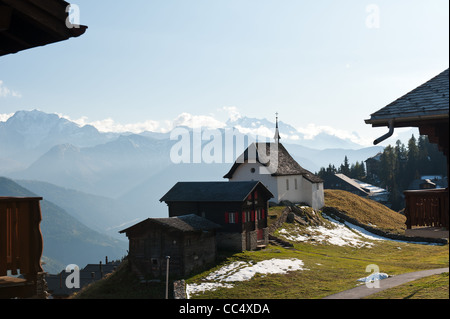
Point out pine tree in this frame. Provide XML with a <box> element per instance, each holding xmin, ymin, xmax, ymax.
<box><xmin>339</xmin><ymin>156</ymin><xmax>350</xmax><ymax>176</ymax></box>
<box><xmin>407</xmin><ymin>134</ymin><xmax>420</xmax><ymax>180</ymax></box>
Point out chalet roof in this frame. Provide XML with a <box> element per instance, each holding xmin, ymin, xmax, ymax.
<box><xmin>0</xmin><ymin>197</ymin><xmax>43</xmax><ymax>202</ymax></box>
<box><xmin>119</xmin><ymin>214</ymin><xmax>221</xmax><ymax>234</ymax></box>
<box><xmin>334</xmin><ymin>173</ymin><xmax>388</xmax><ymax>196</ymax></box>
<box><xmin>159</xmin><ymin>181</ymin><xmax>274</xmax><ymax>203</ymax></box>
<box><xmin>364</xmin><ymin>152</ymin><xmax>382</xmax><ymax>163</ymax></box>
<box><xmin>223</xmin><ymin>142</ymin><xmax>323</xmax><ymax>183</ymax></box>
<box><xmin>0</xmin><ymin>0</ymin><xmax>87</xmax><ymax>56</ymax></box>
<box><xmin>365</xmin><ymin>69</ymin><xmax>449</xmax><ymax>128</ymax></box>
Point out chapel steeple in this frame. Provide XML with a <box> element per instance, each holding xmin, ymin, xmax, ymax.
<box><xmin>274</xmin><ymin>112</ymin><xmax>281</xmax><ymax>144</ymax></box>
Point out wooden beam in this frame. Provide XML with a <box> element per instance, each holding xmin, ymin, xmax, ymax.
<box><xmin>29</xmin><ymin>0</ymin><xmax>69</xmax><ymax>21</ymax></box>
<box><xmin>2</xmin><ymin>0</ymin><xmax>73</xmax><ymax>40</ymax></box>
<box><xmin>0</xmin><ymin>202</ymin><xmax>8</xmax><ymax>276</ymax></box>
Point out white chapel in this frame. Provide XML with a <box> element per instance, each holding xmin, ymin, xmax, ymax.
<box><xmin>224</xmin><ymin>115</ymin><xmax>325</xmax><ymax>210</ymax></box>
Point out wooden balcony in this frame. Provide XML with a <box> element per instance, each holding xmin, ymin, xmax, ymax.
<box><xmin>0</xmin><ymin>197</ymin><xmax>45</xmax><ymax>299</ymax></box>
<box><xmin>404</xmin><ymin>189</ymin><xmax>449</xmax><ymax>230</ymax></box>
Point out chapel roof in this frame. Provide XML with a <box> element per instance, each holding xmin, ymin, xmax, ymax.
<box><xmin>223</xmin><ymin>142</ymin><xmax>323</xmax><ymax>183</ymax></box>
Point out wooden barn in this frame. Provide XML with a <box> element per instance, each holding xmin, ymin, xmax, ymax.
<box><xmin>160</xmin><ymin>181</ymin><xmax>274</xmax><ymax>251</ymax></box>
<box><xmin>120</xmin><ymin>214</ymin><xmax>220</xmax><ymax>278</ymax></box>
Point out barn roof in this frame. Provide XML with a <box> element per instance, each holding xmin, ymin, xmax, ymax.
<box><xmin>223</xmin><ymin>142</ymin><xmax>323</xmax><ymax>183</ymax></box>
<box><xmin>159</xmin><ymin>181</ymin><xmax>274</xmax><ymax>203</ymax></box>
<box><xmin>119</xmin><ymin>214</ymin><xmax>220</xmax><ymax>234</ymax></box>
<box><xmin>365</xmin><ymin>69</ymin><xmax>449</xmax><ymax>128</ymax></box>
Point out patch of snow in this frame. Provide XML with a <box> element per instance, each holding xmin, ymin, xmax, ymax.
<box><xmin>278</xmin><ymin>218</ymin><xmax>376</xmax><ymax>248</ymax></box>
<box><xmin>186</xmin><ymin>258</ymin><xmax>306</xmax><ymax>298</ymax></box>
<box><xmin>278</xmin><ymin>213</ymin><xmax>440</xmax><ymax>248</ymax></box>
<box><xmin>186</xmin><ymin>282</ymin><xmax>234</xmax><ymax>299</ymax></box>
<box><xmin>324</xmin><ymin>215</ymin><xmax>442</xmax><ymax>245</ymax></box>
<box><xmin>205</xmin><ymin>261</ymin><xmax>248</xmax><ymax>282</ymax></box>
<box><xmin>357</xmin><ymin>272</ymin><xmax>389</xmax><ymax>283</ymax></box>
<box><xmin>222</xmin><ymin>258</ymin><xmax>306</xmax><ymax>282</ymax></box>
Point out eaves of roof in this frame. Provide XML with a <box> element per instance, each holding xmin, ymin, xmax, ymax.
<box><xmin>365</xmin><ymin>69</ymin><xmax>449</xmax><ymax>128</ymax></box>
<box><xmin>159</xmin><ymin>181</ymin><xmax>274</xmax><ymax>203</ymax></box>
<box><xmin>0</xmin><ymin>0</ymin><xmax>87</xmax><ymax>56</ymax></box>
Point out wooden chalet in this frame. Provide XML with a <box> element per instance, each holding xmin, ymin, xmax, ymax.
<box><xmin>160</xmin><ymin>181</ymin><xmax>274</xmax><ymax>251</ymax></box>
<box><xmin>0</xmin><ymin>197</ymin><xmax>45</xmax><ymax>298</ymax></box>
<box><xmin>120</xmin><ymin>214</ymin><xmax>220</xmax><ymax>278</ymax></box>
<box><xmin>325</xmin><ymin>173</ymin><xmax>389</xmax><ymax>206</ymax></box>
<box><xmin>366</xmin><ymin>68</ymin><xmax>449</xmax><ymax>231</ymax></box>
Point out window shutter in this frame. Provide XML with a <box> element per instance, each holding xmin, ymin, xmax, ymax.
<box><xmin>262</xmin><ymin>208</ymin><xmax>265</xmax><ymax>219</ymax></box>
<box><xmin>242</xmin><ymin>211</ymin><xmax>246</xmax><ymax>223</ymax></box>
<box><xmin>235</xmin><ymin>212</ymin><xmax>239</xmax><ymax>223</ymax></box>
<box><xmin>225</xmin><ymin>212</ymin><xmax>229</xmax><ymax>223</ymax></box>
<box><xmin>251</xmin><ymin>210</ymin><xmax>255</xmax><ymax>221</ymax></box>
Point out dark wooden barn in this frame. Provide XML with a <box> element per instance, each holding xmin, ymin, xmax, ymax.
<box><xmin>160</xmin><ymin>181</ymin><xmax>274</xmax><ymax>251</ymax></box>
<box><xmin>120</xmin><ymin>214</ymin><xmax>220</xmax><ymax>278</ymax></box>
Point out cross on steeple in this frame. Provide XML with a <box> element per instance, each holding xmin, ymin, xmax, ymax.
<box><xmin>274</xmin><ymin>112</ymin><xmax>280</xmax><ymax>143</ymax></box>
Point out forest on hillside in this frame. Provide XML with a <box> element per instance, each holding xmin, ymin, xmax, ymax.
<box><xmin>317</xmin><ymin>135</ymin><xmax>448</xmax><ymax>210</ymax></box>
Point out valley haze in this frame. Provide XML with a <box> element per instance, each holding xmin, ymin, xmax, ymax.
<box><xmin>1</xmin><ymin>109</ymin><xmax>416</xmax><ymax>218</ymax></box>
<box><xmin>0</xmin><ymin>109</ymin><xmax>414</xmax><ymax>273</ymax></box>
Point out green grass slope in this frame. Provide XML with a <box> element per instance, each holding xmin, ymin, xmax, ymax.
<box><xmin>71</xmin><ymin>189</ymin><xmax>448</xmax><ymax>299</ymax></box>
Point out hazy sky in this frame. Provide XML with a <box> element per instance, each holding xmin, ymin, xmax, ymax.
<box><xmin>0</xmin><ymin>0</ymin><xmax>448</xmax><ymax>145</ymax></box>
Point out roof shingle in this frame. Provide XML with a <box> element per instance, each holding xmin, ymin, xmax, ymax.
<box><xmin>365</xmin><ymin>69</ymin><xmax>449</xmax><ymax>127</ymax></box>
<box><xmin>159</xmin><ymin>181</ymin><xmax>273</xmax><ymax>202</ymax></box>
<box><xmin>223</xmin><ymin>142</ymin><xmax>323</xmax><ymax>183</ymax></box>
<box><xmin>120</xmin><ymin>214</ymin><xmax>221</xmax><ymax>234</ymax></box>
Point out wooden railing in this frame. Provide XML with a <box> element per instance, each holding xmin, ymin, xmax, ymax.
<box><xmin>404</xmin><ymin>189</ymin><xmax>449</xmax><ymax>229</ymax></box>
<box><xmin>0</xmin><ymin>197</ymin><xmax>44</xmax><ymax>298</ymax></box>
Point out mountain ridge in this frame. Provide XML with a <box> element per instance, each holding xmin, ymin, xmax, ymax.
<box><xmin>0</xmin><ymin>177</ymin><xmax>128</xmax><ymax>274</ymax></box>
<box><xmin>1</xmin><ymin>109</ymin><xmax>385</xmax><ymax>199</ymax></box>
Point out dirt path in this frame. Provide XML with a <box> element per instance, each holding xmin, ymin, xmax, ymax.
<box><xmin>323</xmin><ymin>267</ymin><xmax>449</xmax><ymax>299</ymax></box>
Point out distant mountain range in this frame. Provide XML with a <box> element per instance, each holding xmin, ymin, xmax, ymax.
<box><xmin>0</xmin><ymin>110</ymin><xmax>382</xmax><ymax>272</ymax></box>
<box><xmin>1</xmin><ymin>109</ymin><xmax>387</xmax><ymax>273</ymax></box>
<box><xmin>0</xmin><ymin>177</ymin><xmax>127</xmax><ymax>274</ymax></box>
<box><xmin>1</xmin><ymin>109</ymin><xmax>385</xmax><ymax>216</ymax></box>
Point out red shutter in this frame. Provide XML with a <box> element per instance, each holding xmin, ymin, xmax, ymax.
<box><xmin>242</xmin><ymin>211</ymin><xmax>246</xmax><ymax>223</ymax></box>
<box><xmin>262</xmin><ymin>208</ymin><xmax>265</xmax><ymax>219</ymax></box>
<box><xmin>235</xmin><ymin>212</ymin><xmax>239</xmax><ymax>223</ymax></box>
<box><xmin>251</xmin><ymin>210</ymin><xmax>255</xmax><ymax>221</ymax></box>
<box><xmin>225</xmin><ymin>212</ymin><xmax>229</xmax><ymax>223</ymax></box>
<box><xmin>254</xmin><ymin>191</ymin><xmax>258</xmax><ymax>199</ymax></box>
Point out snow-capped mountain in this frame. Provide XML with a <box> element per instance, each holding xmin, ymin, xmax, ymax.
<box><xmin>0</xmin><ymin>110</ymin><xmax>117</xmax><ymax>168</ymax></box>
<box><xmin>226</xmin><ymin>115</ymin><xmax>363</xmax><ymax>149</ymax></box>
<box><xmin>1</xmin><ymin>109</ymin><xmax>383</xmax><ymax>221</ymax></box>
